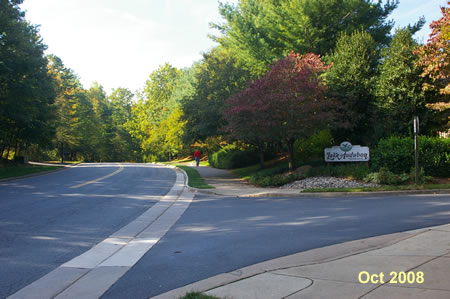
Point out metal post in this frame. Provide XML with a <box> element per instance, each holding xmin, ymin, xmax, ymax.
<box><xmin>414</xmin><ymin>116</ymin><xmax>419</xmax><ymax>184</ymax></box>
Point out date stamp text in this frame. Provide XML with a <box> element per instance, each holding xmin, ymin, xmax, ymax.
<box><xmin>358</xmin><ymin>271</ymin><xmax>424</xmax><ymax>284</ymax></box>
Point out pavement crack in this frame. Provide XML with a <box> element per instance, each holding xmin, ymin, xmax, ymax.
<box><xmin>282</xmin><ymin>277</ymin><xmax>313</xmax><ymax>299</ymax></box>
<box><xmin>270</xmin><ymin>230</ymin><xmax>432</xmax><ymax>273</ymax></box>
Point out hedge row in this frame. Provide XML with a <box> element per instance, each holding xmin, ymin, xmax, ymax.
<box><xmin>208</xmin><ymin>145</ymin><xmax>260</xmax><ymax>169</ymax></box>
<box><xmin>371</xmin><ymin>136</ymin><xmax>449</xmax><ymax>177</ymax></box>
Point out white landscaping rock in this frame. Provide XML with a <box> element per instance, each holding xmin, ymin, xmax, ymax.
<box><xmin>280</xmin><ymin>176</ymin><xmax>379</xmax><ymax>189</ymax></box>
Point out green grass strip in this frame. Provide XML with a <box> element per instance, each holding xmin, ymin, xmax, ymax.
<box><xmin>164</xmin><ymin>159</ymin><xmax>210</xmax><ymax>167</ymax></box>
<box><xmin>45</xmin><ymin>160</ymin><xmax>81</xmax><ymax>164</ymax></box>
<box><xmin>0</xmin><ymin>165</ymin><xmax>63</xmax><ymax>180</ymax></box>
<box><xmin>178</xmin><ymin>292</ymin><xmax>220</xmax><ymax>299</ymax></box>
<box><xmin>302</xmin><ymin>184</ymin><xmax>450</xmax><ymax>193</ymax></box>
<box><xmin>231</xmin><ymin>163</ymin><xmax>262</xmax><ymax>180</ymax></box>
<box><xmin>176</xmin><ymin>165</ymin><xmax>215</xmax><ymax>189</ymax></box>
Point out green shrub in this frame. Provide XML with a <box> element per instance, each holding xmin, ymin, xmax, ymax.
<box><xmin>363</xmin><ymin>167</ymin><xmax>405</xmax><ymax>185</ymax></box>
<box><xmin>209</xmin><ymin>144</ymin><xmax>259</xmax><ymax>169</ymax></box>
<box><xmin>179</xmin><ymin>292</ymin><xmax>220</xmax><ymax>299</ymax></box>
<box><xmin>254</xmin><ymin>162</ymin><xmax>289</xmax><ymax>177</ymax></box>
<box><xmin>371</xmin><ymin>136</ymin><xmax>449</xmax><ymax>177</ymax></box>
<box><xmin>363</xmin><ymin>172</ymin><xmax>381</xmax><ymax>184</ymax></box>
<box><xmin>378</xmin><ymin>167</ymin><xmax>404</xmax><ymax>185</ymax></box>
<box><xmin>294</xmin><ymin>130</ymin><xmax>333</xmax><ymax>163</ymax></box>
<box><xmin>204</xmin><ymin>136</ymin><xmax>223</xmax><ymax>156</ymax></box>
<box><xmin>250</xmin><ymin>173</ymin><xmax>302</xmax><ymax>187</ymax></box>
<box><xmin>364</xmin><ymin>167</ymin><xmax>430</xmax><ymax>185</ymax></box>
<box><xmin>408</xmin><ymin>167</ymin><xmax>432</xmax><ymax>184</ymax></box>
<box><xmin>419</xmin><ymin>137</ymin><xmax>450</xmax><ymax>177</ymax></box>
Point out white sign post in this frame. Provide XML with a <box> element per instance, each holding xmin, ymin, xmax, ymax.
<box><xmin>324</xmin><ymin>141</ymin><xmax>370</xmax><ymax>162</ymax></box>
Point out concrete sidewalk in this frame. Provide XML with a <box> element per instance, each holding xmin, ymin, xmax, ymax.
<box><xmin>152</xmin><ymin>223</ymin><xmax>450</xmax><ymax>299</ymax></box>
<box><xmin>185</xmin><ymin>165</ymin><xmax>303</xmax><ymax>197</ymax></box>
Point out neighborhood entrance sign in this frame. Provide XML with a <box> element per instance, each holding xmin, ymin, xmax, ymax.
<box><xmin>324</xmin><ymin>141</ymin><xmax>370</xmax><ymax>162</ymax></box>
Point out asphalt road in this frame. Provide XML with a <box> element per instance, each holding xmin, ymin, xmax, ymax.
<box><xmin>102</xmin><ymin>192</ymin><xmax>450</xmax><ymax>298</ymax></box>
<box><xmin>0</xmin><ymin>163</ymin><xmax>176</xmax><ymax>299</ymax></box>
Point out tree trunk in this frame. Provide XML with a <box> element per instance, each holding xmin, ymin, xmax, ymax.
<box><xmin>61</xmin><ymin>142</ymin><xmax>64</xmax><ymax>164</ymax></box>
<box><xmin>5</xmin><ymin>144</ymin><xmax>11</xmax><ymax>160</ymax></box>
<box><xmin>4</xmin><ymin>133</ymin><xmax>14</xmax><ymax>159</ymax></box>
<box><xmin>257</xmin><ymin>141</ymin><xmax>265</xmax><ymax>168</ymax></box>
<box><xmin>287</xmin><ymin>139</ymin><xmax>295</xmax><ymax>171</ymax></box>
<box><xmin>0</xmin><ymin>144</ymin><xmax>6</xmax><ymax>159</ymax></box>
<box><xmin>13</xmin><ymin>140</ymin><xmax>19</xmax><ymax>159</ymax></box>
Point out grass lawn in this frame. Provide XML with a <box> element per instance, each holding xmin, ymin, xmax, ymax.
<box><xmin>178</xmin><ymin>292</ymin><xmax>220</xmax><ymax>299</ymax></box>
<box><xmin>45</xmin><ymin>160</ymin><xmax>82</xmax><ymax>164</ymax></box>
<box><xmin>165</xmin><ymin>158</ymin><xmax>210</xmax><ymax>167</ymax></box>
<box><xmin>302</xmin><ymin>184</ymin><xmax>450</xmax><ymax>193</ymax></box>
<box><xmin>231</xmin><ymin>157</ymin><xmax>288</xmax><ymax>180</ymax></box>
<box><xmin>176</xmin><ymin>165</ymin><xmax>215</xmax><ymax>189</ymax></box>
<box><xmin>0</xmin><ymin>165</ymin><xmax>64</xmax><ymax>180</ymax></box>
<box><xmin>231</xmin><ymin>163</ymin><xmax>262</xmax><ymax>180</ymax></box>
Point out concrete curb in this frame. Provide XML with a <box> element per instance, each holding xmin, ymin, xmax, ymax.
<box><xmin>150</xmin><ymin>162</ymin><xmax>216</xmax><ymax>194</ymax></box>
<box><xmin>0</xmin><ymin>162</ymin><xmax>80</xmax><ymax>183</ymax></box>
<box><xmin>189</xmin><ymin>187</ymin><xmax>450</xmax><ymax>198</ymax></box>
<box><xmin>151</xmin><ymin>224</ymin><xmax>449</xmax><ymax>299</ymax></box>
<box><xmin>149</xmin><ymin>162</ymin><xmax>192</xmax><ymax>191</ymax></box>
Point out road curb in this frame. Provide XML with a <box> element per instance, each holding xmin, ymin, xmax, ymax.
<box><xmin>151</xmin><ymin>162</ymin><xmax>216</xmax><ymax>194</ymax></box>
<box><xmin>188</xmin><ymin>187</ymin><xmax>450</xmax><ymax>198</ymax></box>
<box><xmin>149</xmin><ymin>162</ymin><xmax>194</xmax><ymax>192</ymax></box>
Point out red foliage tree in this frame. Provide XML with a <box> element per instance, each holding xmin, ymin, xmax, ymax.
<box><xmin>415</xmin><ymin>2</ymin><xmax>449</xmax><ymax>96</ymax></box>
<box><xmin>224</xmin><ymin>52</ymin><xmax>338</xmax><ymax>170</ymax></box>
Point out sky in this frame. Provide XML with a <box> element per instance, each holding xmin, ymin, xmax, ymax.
<box><xmin>21</xmin><ymin>0</ymin><xmax>447</xmax><ymax>95</ymax></box>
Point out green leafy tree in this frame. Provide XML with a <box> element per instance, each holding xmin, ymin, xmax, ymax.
<box><xmin>47</xmin><ymin>55</ymin><xmax>84</xmax><ymax>162</ymax></box>
<box><xmin>85</xmin><ymin>82</ymin><xmax>111</xmax><ymax>161</ymax></box>
<box><xmin>125</xmin><ymin>64</ymin><xmax>184</xmax><ymax>161</ymax></box>
<box><xmin>324</xmin><ymin>30</ymin><xmax>378</xmax><ymax>144</ymax></box>
<box><xmin>125</xmin><ymin>97</ymin><xmax>152</xmax><ymax>160</ymax></box>
<box><xmin>72</xmin><ymin>88</ymin><xmax>99</xmax><ymax>161</ymax></box>
<box><xmin>0</xmin><ymin>0</ymin><xmax>55</xmax><ymax>160</ymax></box>
<box><xmin>181</xmin><ymin>47</ymin><xmax>249</xmax><ymax>143</ymax></box>
<box><xmin>213</xmin><ymin>0</ymin><xmax>400</xmax><ymax>78</ymax></box>
<box><xmin>376</xmin><ymin>28</ymin><xmax>430</xmax><ymax>135</ymax></box>
<box><xmin>108</xmin><ymin>88</ymin><xmax>141</xmax><ymax>161</ymax></box>
<box><xmin>155</xmin><ymin>107</ymin><xmax>187</xmax><ymax>160</ymax></box>
<box><xmin>143</xmin><ymin>63</ymin><xmax>179</xmax><ymax>125</ymax></box>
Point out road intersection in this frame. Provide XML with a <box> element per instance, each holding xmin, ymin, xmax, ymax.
<box><xmin>0</xmin><ymin>163</ymin><xmax>448</xmax><ymax>298</ymax></box>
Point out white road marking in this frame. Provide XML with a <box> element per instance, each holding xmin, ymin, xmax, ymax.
<box><xmin>8</xmin><ymin>167</ymin><xmax>192</xmax><ymax>299</ymax></box>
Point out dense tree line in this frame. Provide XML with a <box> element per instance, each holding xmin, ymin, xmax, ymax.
<box><xmin>1</xmin><ymin>0</ymin><xmax>448</xmax><ymax>164</ymax></box>
<box><xmin>0</xmin><ymin>0</ymin><xmax>55</xmax><ymax>160</ymax></box>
